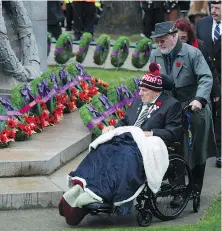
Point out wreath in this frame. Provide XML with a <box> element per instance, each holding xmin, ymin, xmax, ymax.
<box><xmin>93</xmin><ymin>34</ymin><xmax>110</xmax><ymax>65</ymax></box>
<box><xmin>111</xmin><ymin>36</ymin><xmax>130</xmax><ymax>68</ymax></box>
<box><xmin>80</xmin><ymin>103</ymin><xmax>107</xmax><ymax>137</ymax></box>
<box><xmin>131</xmin><ymin>38</ymin><xmax>152</xmax><ymax>69</ymax></box>
<box><xmin>76</xmin><ymin>32</ymin><xmax>92</xmax><ymax>63</ymax></box>
<box><xmin>55</xmin><ymin>33</ymin><xmax>74</xmax><ymax>64</ymax></box>
<box><xmin>47</xmin><ymin>32</ymin><xmax>52</xmax><ymax>57</ymax></box>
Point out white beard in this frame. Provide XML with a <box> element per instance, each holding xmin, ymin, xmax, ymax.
<box><xmin>160</xmin><ymin>47</ymin><xmax>172</xmax><ymax>54</ymax></box>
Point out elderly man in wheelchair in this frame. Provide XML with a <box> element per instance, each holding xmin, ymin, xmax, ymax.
<box><xmin>59</xmin><ymin>63</ymin><xmax>201</xmax><ymax>226</ymax></box>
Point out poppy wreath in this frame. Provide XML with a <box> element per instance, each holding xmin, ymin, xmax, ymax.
<box><xmin>131</xmin><ymin>38</ymin><xmax>152</xmax><ymax>69</ymax></box>
<box><xmin>0</xmin><ymin>97</ymin><xmax>36</xmax><ymax>141</ymax></box>
<box><xmin>111</xmin><ymin>36</ymin><xmax>130</xmax><ymax>68</ymax></box>
<box><xmin>47</xmin><ymin>32</ymin><xmax>52</xmax><ymax>57</ymax></box>
<box><xmin>76</xmin><ymin>32</ymin><xmax>92</xmax><ymax>63</ymax></box>
<box><xmin>93</xmin><ymin>34</ymin><xmax>111</xmax><ymax>65</ymax></box>
<box><xmin>11</xmin><ymin>82</ymin><xmax>42</xmax><ymax>117</ymax></box>
<box><xmin>92</xmin><ymin>93</ymin><xmax>118</xmax><ymax>126</ymax></box>
<box><xmin>55</xmin><ymin>32</ymin><xmax>74</xmax><ymax>64</ymax></box>
<box><xmin>80</xmin><ymin>103</ymin><xmax>108</xmax><ymax>137</ymax></box>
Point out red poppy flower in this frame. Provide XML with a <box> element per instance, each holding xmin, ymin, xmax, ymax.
<box><xmin>0</xmin><ymin>134</ymin><xmax>8</xmax><ymax>143</ymax></box>
<box><xmin>7</xmin><ymin>118</ymin><xmax>17</xmax><ymax>128</ymax></box>
<box><xmin>176</xmin><ymin>61</ymin><xmax>181</xmax><ymax>67</ymax></box>
<box><xmin>1</xmin><ymin>129</ymin><xmax>10</xmax><ymax>137</ymax></box>
<box><xmin>156</xmin><ymin>101</ymin><xmax>162</xmax><ymax>107</ymax></box>
<box><xmin>8</xmin><ymin>130</ymin><xmax>16</xmax><ymax>139</ymax></box>
<box><xmin>109</xmin><ymin>118</ymin><xmax>117</xmax><ymax>126</ymax></box>
<box><xmin>40</xmin><ymin>102</ymin><xmax>47</xmax><ymax>110</ymax></box>
<box><xmin>97</xmin><ymin>123</ymin><xmax>104</xmax><ymax>130</ymax></box>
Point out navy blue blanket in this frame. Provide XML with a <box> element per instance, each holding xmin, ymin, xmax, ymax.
<box><xmin>69</xmin><ymin>132</ymin><xmax>146</xmax><ymax>204</ymax></box>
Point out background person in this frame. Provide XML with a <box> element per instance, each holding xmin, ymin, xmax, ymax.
<box><xmin>196</xmin><ymin>0</ymin><xmax>221</xmax><ymax>168</ymax></box>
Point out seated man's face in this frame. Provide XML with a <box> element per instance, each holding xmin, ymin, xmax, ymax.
<box><xmin>139</xmin><ymin>87</ymin><xmax>157</xmax><ymax>103</ymax></box>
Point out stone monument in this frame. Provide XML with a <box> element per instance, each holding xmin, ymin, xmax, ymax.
<box><xmin>0</xmin><ymin>1</ymin><xmax>47</xmax><ymax>96</ymax></box>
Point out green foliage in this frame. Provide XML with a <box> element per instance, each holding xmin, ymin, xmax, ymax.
<box><xmin>76</xmin><ymin>32</ymin><xmax>92</xmax><ymax>63</ymax></box>
<box><xmin>132</xmin><ymin>38</ymin><xmax>152</xmax><ymax>68</ymax></box>
<box><xmin>93</xmin><ymin>34</ymin><xmax>111</xmax><ymax>65</ymax></box>
<box><xmin>11</xmin><ymin>83</ymin><xmax>27</xmax><ymax>109</ymax></box>
<box><xmin>55</xmin><ymin>33</ymin><xmax>74</xmax><ymax>64</ymax></box>
<box><xmin>107</xmin><ymin>86</ymin><xmax>119</xmax><ymax>105</ymax></box>
<box><xmin>91</xmin><ymin>93</ymin><xmax>106</xmax><ymax>112</ymax></box>
<box><xmin>111</xmin><ymin>36</ymin><xmax>130</xmax><ymax>68</ymax></box>
<box><xmin>124</xmin><ymin>76</ymin><xmax>140</xmax><ymax>95</ymax></box>
<box><xmin>66</xmin><ymin>63</ymin><xmax>80</xmax><ymax>77</ymax></box>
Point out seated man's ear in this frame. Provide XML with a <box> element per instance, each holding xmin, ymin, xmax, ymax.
<box><xmin>162</xmin><ymin>74</ymin><xmax>174</xmax><ymax>90</ymax></box>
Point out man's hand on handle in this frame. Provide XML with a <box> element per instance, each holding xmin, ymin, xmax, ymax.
<box><xmin>189</xmin><ymin>100</ymin><xmax>202</xmax><ymax>111</ymax></box>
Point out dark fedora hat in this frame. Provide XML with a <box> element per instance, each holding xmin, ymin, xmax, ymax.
<box><xmin>150</xmin><ymin>21</ymin><xmax>178</xmax><ymax>38</ymax></box>
<box><xmin>209</xmin><ymin>0</ymin><xmax>221</xmax><ymax>4</ymax></box>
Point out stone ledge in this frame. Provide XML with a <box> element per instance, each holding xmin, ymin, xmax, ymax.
<box><xmin>0</xmin><ymin>150</ymin><xmax>87</xmax><ymax>210</ymax></box>
<box><xmin>0</xmin><ymin>111</ymin><xmax>91</xmax><ymax>177</ymax></box>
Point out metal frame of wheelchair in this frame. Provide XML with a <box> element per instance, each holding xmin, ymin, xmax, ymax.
<box><xmin>85</xmin><ymin>106</ymin><xmax>201</xmax><ymax>227</ymax></box>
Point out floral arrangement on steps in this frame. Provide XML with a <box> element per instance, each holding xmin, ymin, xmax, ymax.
<box><xmin>0</xmin><ymin>63</ymin><xmax>111</xmax><ymax>148</ymax></box>
<box><xmin>80</xmin><ymin>81</ymin><xmax>140</xmax><ymax>137</ymax></box>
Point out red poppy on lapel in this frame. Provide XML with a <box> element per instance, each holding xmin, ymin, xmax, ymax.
<box><xmin>176</xmin><ymin>61</ymin><xmax>181</xmax><ymax>67</ymax></box>
<box><xmin>156</xmin><ymin>101</ymin><xmax>162</xmax><ymax>107</ymax></box>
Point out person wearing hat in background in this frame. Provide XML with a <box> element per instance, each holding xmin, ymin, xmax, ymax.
<box><xmin>149</xmin><ymin>21</ymin><xmax>217</xmax><ymax>204</ymax></box>
<box><xmin>196</xmin><ymin>1</ymin><xmax>221</xmax><ymax>168</ymax></box>
<box><xmin>102</xmin><ymin>62</ymin><xmax>183</xmax><ymax>144</ymax></box>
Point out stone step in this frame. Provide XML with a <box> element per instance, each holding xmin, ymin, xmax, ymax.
<box><xmin>0</xmin><ymin>150</ymin><xmax>87</xmax><ymax>210</ymax></box>
<box><xmin>0</xmin><ymin>110</ymin><xmax>91</xmax><ymax>177</ymax></box>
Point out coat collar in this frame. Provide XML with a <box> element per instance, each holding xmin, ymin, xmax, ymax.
<box><xmin>140</xmin><ymin>92</ymin><xmax>165</xmax><ymax>125</ymax></box>
<box><xmin>154</xmin><ymin>41</ymin><xmax>186</xmax><ymax>79</ymax></box>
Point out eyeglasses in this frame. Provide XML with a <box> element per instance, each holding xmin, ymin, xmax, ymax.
<box><xmin>155</xmin><ymin>36</ymin><xmax>168</xmax><ymax>45</ymax></box>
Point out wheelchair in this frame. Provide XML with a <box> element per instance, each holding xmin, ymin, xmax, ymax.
<box><xmin>84</xmin><ymin>106</ymin><xmax>201</xmax><ymax>227</ymax></box>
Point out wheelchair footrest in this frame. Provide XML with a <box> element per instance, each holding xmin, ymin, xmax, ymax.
<box><xmin>86</xmin><ymin>202</ymin><xmax>114</xmax><ymax>210</ymax></box>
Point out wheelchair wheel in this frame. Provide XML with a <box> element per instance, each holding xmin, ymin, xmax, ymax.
<box><xmin>192</xmin><ymin>184</ymin><xmax>201</xmax><ymax>212</ymax></box>
<box><xmin>149</xmin><ymin>154</ymin><xmax>193</xmax><ymax>221</ymax></box>
<box><xmin>193</xmin><ymin>196</ymin><xmax>200</xmax><ymax>212</ymax></box>
<box><xmin>137</xmin><ymin>210</ymin><xmax>153</xmax><ymax>227</ymax></box>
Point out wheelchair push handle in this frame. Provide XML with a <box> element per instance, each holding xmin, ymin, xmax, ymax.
<box><xmin>182</xmin><ymin>105</ymin><xmax>192</xmax><ymax>114</ymax></box>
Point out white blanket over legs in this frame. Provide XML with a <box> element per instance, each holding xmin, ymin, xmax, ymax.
<box><xmin>90</xmin><ymin>126</ymin><xmax>169</xmax><ymax>195</ymax></box>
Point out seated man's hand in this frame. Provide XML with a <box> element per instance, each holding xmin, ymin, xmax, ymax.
<box><xmin>189</xmin><ymin>100</ymin><xmax>202</xmax><ymax>111</ymax></box>
<box><xmin>102</xmin><ymin>126</ymin><xmax>115</xmax><ymax>134</ymax></box>
<box><xmin>144</xmin><ymin>131</ymin><xmax>153</xmax><ymax>137</ymax></box>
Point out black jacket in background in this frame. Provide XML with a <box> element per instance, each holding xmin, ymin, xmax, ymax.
<box><xmin>47</xmin><ymin>1</ymin><xmax>64</xmax><ymax>25</ymax></box>
<box><xmin>196</xmin><ymin>39</ymin><xmax>221</xmax><ymax>98</ymax></box>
